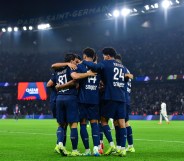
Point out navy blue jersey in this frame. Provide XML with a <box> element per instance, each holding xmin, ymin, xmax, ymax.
<box><xmin>83</xmin><ymin>60</ymin><xmax>126</xmax><ymax>102</ymax></box>
<box><xmin>76</xmin><ymin>62</ymin><xmax>100</xmax><ymax>104</ymax></box>
<box><xmin>49</xmin><ymin>72</ymin><xmax>57</xmax><ymax>103</ymax></box>
<box><xmin>124</xmin><ymin>67</ymin><xmax>131</xmax><ymax>105</ymax></box>
<box><xmin>55</xmin><ymin>67</ymin><xmax>77</xmax><ymax>96</ymax></box>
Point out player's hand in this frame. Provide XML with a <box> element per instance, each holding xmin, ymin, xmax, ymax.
<box><xmin>87</xmin><ymin>70</ymin><xmax>97</xmax><ymax>77</ymax></box>
<box><xmin>67</xmin><ymin>63</ymin><xmax>77</xmax><ymax>70</ymax></box>
<box><xmin>125</xmin><ymin>73</ymin><xmax>134</xmax><ymax>79</ymax></box>
<box><xmin>55</xmin><ymin>84</ymin><xmax>60</xmax><ymax>91</ymax></box>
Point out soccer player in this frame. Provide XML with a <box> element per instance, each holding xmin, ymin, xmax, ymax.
<box><xmin>114</xmin><ymin>54</ymin><xmax>135</xmax><ymax>153</ymax></box>
<box><xmin>52</xmin><ymin>53</ymin><xmax>96</xmax><ymax>156</ymax></box>
<box><xmin>82</xmin><ymin>47</ymin><xmax>127</xmax><ymax>157</ymax></box>
<box><xmin>13</xmin><ymin>104</ymin><xmax>20</xmax><ymax>120</ymax></box>
<box><xmin>47</xmin><ymin>69</ymin><xmax>75</xmax><ymax>154</ymax></box>
<box><xmin>71</xmin><ymin>47</ymin><xmax>101</xmax><ymax>156</ymax></box>
<box><xmin>158</xmin><ymin>101</ymin><xmax>170</xmax><ymax>124</ymax></box>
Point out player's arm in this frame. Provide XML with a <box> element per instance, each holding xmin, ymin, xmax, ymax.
<box><xmin>55</xmin><ymin>80</ymin><xmax>77</xmax><ymax>91</ymax></box>
<box><xmin>47</xmin><ymin>79</ymin><xmax>54</xmax><ymax>88</ymax></box>
<box><xmin>51</xmin><ymin>62</ymin><xmax>77</xmax><ymax>70</ymax></box>
<box><xmin>71</xmin><ymin>70</ymin><xmax>97</xmax><ymax>80</ymax></box>
<box><xmin>82</xmin><ymin>60</ymin><xmax>104</xmax><ymax>71</ymax></box>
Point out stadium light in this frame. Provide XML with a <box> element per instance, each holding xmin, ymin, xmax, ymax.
<box><xmin>29</xmin><ymin>26</ymin><xmax>33</xmax><ymax>30</ymax></box>
<box><xmin>23</xmin><ymin>26</ymin><xmax>27</xmax><ymax>31</ymax></box>
<box><xmin>133</xmin><ymin>8</ymin><xmax>137</xmax><ymax>12</ymax></box>
<box><xmin>14</xmin><ymin>27</ymin><xmax>18</xmax><ymax>32</ymax></box>
<box><xmin>175</xmin><ymin>0</ymin><xmax>180</xmax><ymax>4</ymax></box>
<box><xmin>162</xmin><ymin>0</ymin><xmax>171</xmax><ymax>9</ymax></box>
<box><xmin>113</xmin><ymin>10</ymin><xmax>120</xmax><ymax>18</ymax></box>
<box><xmin>108</xmin><ymin>13</ymin><xmax>112</xmax><ymax>17</ymax></box>
<box><xmin>2</xmin><ymin>28</ymin><xmax>6</xmax><ymax>32</ymax></box>
<box><xmin>121</xmin><ymin>8</ymin><xmax>131</xmax><ymax>17</ymax></box>
<box><xmin>151</xmin><ymin>5</ymin><xmax>155</xmax><ymax>9</ymax></box>
<box><xmin>7</xmin><ymin>27</ymin><xmax>12</xmax><ymax>32</ymax></box>
<box><xmin>154</xmin><ymin>3</ymin><xmax>159</xmax><ymax>8</ymax></box>
<box><xmin>37</xmin><ymin>23</ymin><xmax>51</xmax><ymax>30</ymax></box>
<box><xmin>144</xmin><ymin>5</ymin><xmax>150</xmax><ymax>10</ymax></box>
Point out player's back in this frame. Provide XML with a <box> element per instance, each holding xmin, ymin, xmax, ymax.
<box><xmin>101</xmin><ymin>60</ymin><xmax>126</xmax><ymax>102</ymax></box>
<box><xmin>161</xmin><ymin>102</ymin><xmax>166</xmax><ymax>111</ymax></box>
<box><xmin>77</xmin><ymin>63</ymin><xmax>100</xmax><ymax>104</ymax></box>
<box><xmin>55</xmin><ymin>67</ymin><xmax>77</xmax><ymax>96</ymax></box>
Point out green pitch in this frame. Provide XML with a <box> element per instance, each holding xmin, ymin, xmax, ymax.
<box><xmin>0</xmin><ymin>120</ymin><xmax>184</xmax><ymax>161</ymax></box>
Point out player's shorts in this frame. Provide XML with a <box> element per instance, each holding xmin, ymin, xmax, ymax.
<box><xmin>101</xmin><ymin>100</ymin><xmax>126</xmax><ymax>119</ymax></box>
<box><xmin>50</xmin><ymin>101</ymin><xmax>56</xmax><ymax>118</ymax></box>
<box><xmin>161</xmin><ymin>111</ymin><xmax>167</xmax><ymax>117</ymax></box>
<box><xmin>125</xmin><ymin>104</ymin><xmax>130</xmax><ymax>122</ymax></box>
<box><xmin>79</xmin><ymin>103</ymin><xmax>99</xmax><ymax>121</ymax></box>
<box><xmin>56</xmin><ymin>95</ymin><xmax>79</xmax><ymax>124</ymax></box>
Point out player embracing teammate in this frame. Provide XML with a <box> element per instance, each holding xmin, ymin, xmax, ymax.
<box><xmin>48</xmin><ymin>47</ymin><xmax>135</xmax><ymax>157</ymax></box>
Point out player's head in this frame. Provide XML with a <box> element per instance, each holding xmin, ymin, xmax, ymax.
<box><xmin>64</xmin><ymin>53</ymin><xmax>77</xmax><ymax>64</ymax></box>
<box><xmin>102</xmin><ymin>47</ymin><xmax>117</xmax><ymax>60</ymax></box>
<box><xmin>93</xmin><ymin>53</ymin><xmax>98</xmax><ymax>63</ymax></box>
<box><xmin>74</xmin><ymin>54</ymin><xmax>82</xmax><ymax>64</ymax></box>
<box><xmin>115</xmin><ymin>54</ymin><xmax>122</xmax><ymax>64</ymax></box>
<box><xmin>83</xmin><ymin>47</ymin><xmax>96</xmax><ymax>60</ymax></box>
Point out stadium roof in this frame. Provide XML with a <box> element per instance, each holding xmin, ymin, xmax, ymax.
<box><xmin>0</xmin><ymin>0</ymin><xmax>159</xmax><ymax>21</ymax></box>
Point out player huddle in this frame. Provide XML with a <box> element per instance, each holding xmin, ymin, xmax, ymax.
<box><xmin>47</xmin><ymin>47</ymin><xmax>135</xmax><ymax>157</ymax></box>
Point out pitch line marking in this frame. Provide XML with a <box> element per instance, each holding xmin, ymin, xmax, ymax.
<box><xmin>0</xmin><ymin>130</ymin><xmax>184</xmax><ymax>144</ymax></box>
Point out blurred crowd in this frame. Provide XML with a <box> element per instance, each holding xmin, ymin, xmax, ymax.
<box><xmin>0</xmin><ymin>81</ymin><xmax>183</xmax><ymax>116</ymax></box>
<box><xmin>131</xmin><ymin>82</ymin><xmax>184</xmax><ymax>115</ymax></box>
<box><xmin>1</xmin><ymin>27</ymin><xmax>184</xmax><ymax>82</ymax></box>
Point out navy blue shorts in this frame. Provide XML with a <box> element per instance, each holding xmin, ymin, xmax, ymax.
<box><xmin>50</xmin><ymin>101</ymin><xmax>56</xmax><ymax>118</ymax></box>
<box><xmin>125</xmin><ymin>104</ymin><xmax>130</xmax><ymax>122</ymax></box>
<box><xmin>101</xmin><ymin>100</ymin><xmax>126</xmax><ymax>119</ymax></box>
<box><xmin>79</xmin><ymin>103</ymin><xmax>99</xmax><ymax>121</ymax></box>
<box><xmin>56</xmin><ymin>95</ymin><xmax>79</xmax><ymax>124</ymax></box>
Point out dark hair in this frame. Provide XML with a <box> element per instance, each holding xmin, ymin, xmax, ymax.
<box><xmin>102</xmin><ymin>47</ymin><xmax>117</xmax><ymax>58</ymax></box>
<box><xmin>74</xmin><ymin>54</ymin><xmax>82</xmax><ymax>60</ymax></box>
<box><xmin>64</xmin><ymin>54</ymin><xmax>76</xmax><ymax>62</ymax></box>
<box><xmin>93</xmin><ymin>53</ymin><xmax>97</xmax><ymax>62</ymax></box>
<box><xmin>83</xmin><ymin>47</ymin><xmax>95</xmax><ymax>59</ymax></box>
<box><xmin>115</xmin><ymin>54</ymin><xmax>122</xmax><ymax>63</ymax></box>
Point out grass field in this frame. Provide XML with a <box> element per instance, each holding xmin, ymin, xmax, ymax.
<box><xmin>0</xmin><ymin>120</ymin><xmax>184</xmax><ymax>161</ymax></box>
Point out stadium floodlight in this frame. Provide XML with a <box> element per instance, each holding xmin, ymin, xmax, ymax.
<box><xmin>29</xmin><ymin>26</ymin><xmax>33</xmax><ymax>30</ymax></box>
<box><xmin>2</xmin><ymin>28</ymin><xmax>6</xmax><ymax>32</ymax></box>
<box><xmin>154</xmin><ymin>3</ymin><xmax>159</xmax><ymax>8</ymax></box>
<box><xmin>176</xmin><ymin>0</ymin><xmax>180</xmax><ymax>4</ymax></box>
<box><xmin>7</xmin><ymin>27</ymin><xmax>12</xmax><ymax>32</ymax></box>
<box><xmin>14</xmin><ymin>27</ymin><xmax>18</xmax><ymax>32</ymax></box>
<box><xmin>37</xmin><ymin>23</ymin><xmax>51</xmax><ymax>30</ymax></box>
<box><xmin>144</xmin><ymin>5</ymin><xmax>150</xmax><ymax>10</ymax></box>
<box><xmin>112</xmin><ymin>10</ymin><xmax>120</xmax><ymax>18</ymax></box>
<box><xmin>23</xmin><ymin>26</ymin><xmax>27</xmax><ymax>31</ymax></box>
<box><xmin>121</xmin><ymin>8</ymin><xmax>131</xmax><ymax>17</ymax></box>
<box><xmin>133</xmin><ymin>8</ymin><xmax>137</xmax><ymax>12</ymax></box>
<box><xmin>108</xmin><ymin>13</ymin><xmax>112</xmax><ymax>17</ymax></box>
<box><xmin>162</xmin><ymin>0</ymin><xmax>171</xmax><ymax>9</ymax></box>
<box><xmin>151</xmin><ymin>5</ymin><xmax>155</xmax><ymax>9</ymax></box>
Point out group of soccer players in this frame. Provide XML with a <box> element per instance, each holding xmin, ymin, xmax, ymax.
<box><xmin>47</xmin><ymin>47</ymin><xmax>135</xmax><ymax>157</ymax></box>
